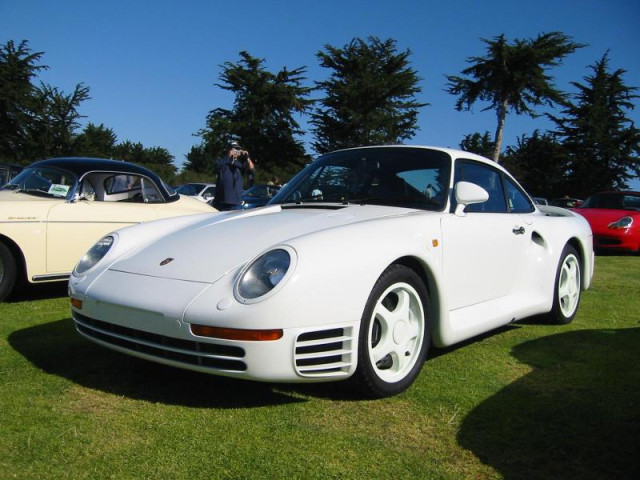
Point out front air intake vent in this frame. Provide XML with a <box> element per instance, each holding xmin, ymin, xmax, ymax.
<box><xmin>294</xmin><ymin>327</ymin><xmax>354</xmax><ymax>377</ymax></box>
<box><xmin>74</xmin><ymin>312</ymin><xmax>246</xmax><ymax>372</ymax></box>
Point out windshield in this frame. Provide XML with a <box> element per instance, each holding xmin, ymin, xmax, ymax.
<box><xmin>3</xmin><ymin>166</ymin><xmax>77</xmax><ymax>199</ymax></box>
<box><xmin>271</xmin><ymin>147</ymin><xmax>452</xmax><ymax>211</ymax></box>
<box><xmin>580</xmin><ymin>192</ymin><xmax>640</xmax><ymax>211</ymax></box>
<box><xmin>244</xmin><ymin>184</ymin><xmax>279</xmax><ymax>198</ymax></box>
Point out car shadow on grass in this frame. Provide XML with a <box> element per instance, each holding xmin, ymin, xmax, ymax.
<box><xmin>7</xmin><ymin>281</ymin><xmax>69</xmax><ymax>302</ymax></box>
<box><xmin>8</xmin><ymin>318</ymin><xmax>307</xmax><ymax>408</ymax></box>
<box><xmin>457</xmin><ymin>327</ymin><xmax>640</xmax><ymax>480</ymax></box>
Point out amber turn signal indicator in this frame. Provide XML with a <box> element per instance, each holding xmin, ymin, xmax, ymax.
<box><xmin>70</xmin><ymin>297</ymin><xmax>83</xmax><ymax>309</ymax></box>
<box><xmin>191</xmin><ymin>324</ymin><xmax>283</xmax><ymax>341</ymax></box>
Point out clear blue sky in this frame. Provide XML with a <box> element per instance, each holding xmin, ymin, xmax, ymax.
<box><xmin>2</xmin><ymin>0</ymin><xmax>639</xmax><ymax>188</ymax></box>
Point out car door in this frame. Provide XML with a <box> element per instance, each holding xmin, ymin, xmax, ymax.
<box><xmin>441</xmin><ymin>160</ymin><xmax>530</xmax><ymax>310</ymax></box>
<box><xmin>45</xmin><ymin>173</ymin><xmax>161</xmax><ymax>273</ymax></box>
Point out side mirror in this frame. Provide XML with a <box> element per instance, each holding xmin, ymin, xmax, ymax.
<box><xmin>454</xmin><ymin>181</ymin><xmax>489</xmax><ymax>216</ymax></box>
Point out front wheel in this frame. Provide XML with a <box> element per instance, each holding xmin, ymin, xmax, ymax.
<box><xmin>547</xmin><ymin>245</ymin><xmax>581</xmax><ymax>324</ymax></box>
<box><xmin>0</xmin><ymin>242</ymin><xmax>18</xmax><ymax>302</ymax></box>
<box><xmin>353</xmin><ymin>265</ymin><xmax>430</xmax><ymax>398</ymax></box>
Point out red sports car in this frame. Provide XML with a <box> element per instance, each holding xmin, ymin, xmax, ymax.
<box><xmin>574</xmin><ymin>191</ymin><xmax>640</xmax><ymax>253</ymax></box>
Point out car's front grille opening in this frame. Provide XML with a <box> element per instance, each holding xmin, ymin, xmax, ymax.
<box><xmin>294</xmin><ymin>327</ymin><xmax>354</xmax><ymax>377</ymax></box>
<box><xmin>598</xmin><ymin>238</ymin><xmax>622</xmax><ymax>246</ymax></box>
<box><xmin>74</xmin><ymin>312</ymin><xmax>246</xmax><ymax>371</ymax></box>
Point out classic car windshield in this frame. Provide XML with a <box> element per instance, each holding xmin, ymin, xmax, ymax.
<box><xmin>3</xmin><ymin>166</ymin><xmax>76</xmax><ymax>198</ymax></box>
<box><xmin>271</xmin><ymin>147</ymin><xmax>452</xmax><ymax>211</ymax></box>
<box><xmin>581</xmin><ymin>192</ymin><xmax>640</xmax><ymax>211</ymax></box>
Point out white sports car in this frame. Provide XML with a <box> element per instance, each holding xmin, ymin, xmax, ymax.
<box><xmin>69</xmin><ymin>146</ymin><xmax>594</xmax><ymax>397</ymax></box>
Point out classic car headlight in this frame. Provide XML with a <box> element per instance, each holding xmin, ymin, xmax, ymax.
<box><xmin>74</xmin><ymin>235</ymin><xmax>114</xmax><ymax>275</ymax></box>
<box><xmin>236</xmin><ymin>248</ymin><xmax>294</xmax><ymax>302</ymax></box>
<box><xmin>607</xmin><ymin>216</ymin><xmax>633</xmax><ymax>230</ymax></box>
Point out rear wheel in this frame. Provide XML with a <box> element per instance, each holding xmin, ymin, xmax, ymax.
<box><xmin>547</xmin><ymin>245</ymin><xmax>581</xmax><ymax>324</ymax></box>
<box><xmin>353</xmin><ymin>265</ymin><xmax>430</xmax><ymax>398</ymax></box>
<box><xmin>0</xmin><ymin>242</ymin><xmax>17</xmax><ymax>302</ymax></box>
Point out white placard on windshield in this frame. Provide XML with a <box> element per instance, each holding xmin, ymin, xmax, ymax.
<box><xmin>48</xmin><ymin>184</ymin><xmax>70</xmax><ymax>197</ymax></box>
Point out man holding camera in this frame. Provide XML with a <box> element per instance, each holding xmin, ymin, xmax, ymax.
<box><xmin>213</xmin><ymin>140</ymin><xmax>255</xmax><ymax>210</ymax></box>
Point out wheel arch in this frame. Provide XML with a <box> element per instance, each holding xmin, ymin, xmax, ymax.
<box><xmin>0</xmin><ymin>233</ymin><xmax>28</xmax><ymax>287</ymax></box>
<box><xmin>389</xmin><ymin>255</ymin><xmax>442</xmax><ymax>343</ymax></box>
<box><xmin>566</xmin><ymin>236</ymin><xmax>590</xmax><ymax>291</ymax></box>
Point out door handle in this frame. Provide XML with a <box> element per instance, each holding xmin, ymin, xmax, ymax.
<box><xmin>512</xmin><ymin>226</ymin><xmax>525</xmax><ymax>235</ymax></box>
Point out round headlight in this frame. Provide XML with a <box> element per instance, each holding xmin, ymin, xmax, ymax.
<box><xmin>74</xmin><ymin>235</ymin><xmax>114</xmax><ymax>275</ymax></box>
<box><xmin>237</xmin><ymin>249</ymin><xmax>292</xmax><ymax>301</ymax></box>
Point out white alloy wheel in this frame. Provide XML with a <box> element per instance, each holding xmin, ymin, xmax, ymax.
<box><xmin>558</xmin><ymin>253</ymin><xmax>581</xmax><ymax>318</ymax></box>
<box><xmin>354</xmin><ymin>264</ymin><xmax>430</xmax><ymax>398</ymax></box>
<box><xmin>547</xmin><ymin>245</ymin><xmax>582</xmax><ymax>324</ymax></box>
<box><xmin>368</xmin><ymin>282</ymin><xmax>425</xmax><ymax>383</ymax></box>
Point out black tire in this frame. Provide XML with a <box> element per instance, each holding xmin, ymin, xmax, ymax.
<box><xmin>547</xmin><ymin>245</ymin><xmax>581</xmax><ymax>325</ymax></box>
<box><xmin>353</xmin><ymin>264</ymin><xmax>430</xmax><ymax>398</ymax></box>
<box><xmin>0</xmin><ymin>242</ymin><xmax>18</xmax><ymax>302</ymax></box>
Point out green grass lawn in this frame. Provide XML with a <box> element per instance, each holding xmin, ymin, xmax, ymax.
<box><xmin>1</xmin><ymin>256</ymin><xmax>638</xmax><ymax>480</ymax></box>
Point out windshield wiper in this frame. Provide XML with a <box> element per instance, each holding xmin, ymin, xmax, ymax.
<box><xmin>343</xmin><ymin>196</ymin><xmax>389</xmax><ymax>206</ymax></box>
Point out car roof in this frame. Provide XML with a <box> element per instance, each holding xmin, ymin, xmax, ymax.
<box><xmin>332</xmin><ymin>144</ymin><xmax>502</xmax><ymax>169</ymax></box>
<box><xmin>29</xmin><ymin>157</ymin><xmax>177</xmax><ymax>201</ymax></box>
<box><xmin>31</xmin><ymin>157</ymin><xmax>160</xmax><ymax>178</ymax></box>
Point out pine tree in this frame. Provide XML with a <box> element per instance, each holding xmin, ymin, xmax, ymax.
<box><xmin>459</xmin><ymin>131</ymin><xmax>495</xmax><ymax>158</ymax></box>
<box><xmin>502</xmin><ymin>131</ymin><xmax>569</xmax><ymax>198</ymax></box>
<box><xmin>550</xmin><ymin>53</ymin><xmax>640</xmax><ymax>197</ymax></box>
<box><xmin>196</xmin><ymin>51</ymin><xmax>312</xmax><ymax>180</ymax></box>
<box><xmin>0</xmin><ymin>40</ymin><xmax>47</xmax><ymax>161</ymax></box>
<box><xmin>446</xmin><ymin>32</ymin><xmax>583</xmax><ymax>162</ymax></box>
<box><xmin>311</xmin><ymin>37</ymin><xmax>427</xmax><ymax>154</ymax></box>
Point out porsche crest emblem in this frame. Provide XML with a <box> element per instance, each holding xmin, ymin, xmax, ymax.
<box><xmin>159</xmin><ymin>257</ymin><xmax>174</xmax><ymax>266</ymax></box>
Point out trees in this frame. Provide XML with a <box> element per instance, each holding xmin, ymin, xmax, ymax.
<box><xmin>0</xmin><ymin>40</ymin><xmax>48</xmax><ymax>161</ymax></box>
<box><xmin>0</xmin><ymin>39</ymin><xmax>92</xmax><ymax>162</ymax></box>
<box><xmin>550</xmin><ymin>53</ymin><xmax>640</xmax><ymax>197</ymax></box>
<box><xmin>502</xmin><ymin>131</ymin><xmax>569</xmax><ymax>198</ymax></box>
<box><xmin>195</xmin><ymin>51</ymin><xmax>313</xmax><ymax>181</ymax></box>
<box><xmin>74</xmin><ymin>123</ymin><xmax>118</xmax><ymax>158</ymax></box>
<box><xmin>26</xmin><ymin>83</ymin><xmax>91</xmax><ymax>159</ymax></box>
<box><xmin>311</xmin><ymin>37</ymin><xmax>427</xmax><ymax>154</ymax></box>
<box><xmin>459</xmin><ymin>131</ymin><xmax>496</xmax><ymax>158</ymax></box>
<box><xmin>113</xmin><ymin>141</ymin><xmax>176</xmax><ymax>179</ymax></box>
<box><xmin>446</xmin><ymin>32</ymin><xmax>583</xmax><ymax>162</ymax></box>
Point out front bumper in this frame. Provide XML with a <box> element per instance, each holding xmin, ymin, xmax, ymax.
<box><xmin>71</xmin><ymin>305</ymin><xmax>357</xmax><ymax>383</ymax></box>
<box><xmin>593</xmin><ymin>232</ymin><xmax>639</xmax><ymax>252</ymax></box>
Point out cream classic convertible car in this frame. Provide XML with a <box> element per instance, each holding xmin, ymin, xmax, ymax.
<box><xmin>70</xmin><ymin>146</ymin><xmax>594</xmax><ymax>398</ymax></box>
<box><xmin>0</xmin><ymin>157</ymin><xmax>214</xmax><ymax>300</ymax></box>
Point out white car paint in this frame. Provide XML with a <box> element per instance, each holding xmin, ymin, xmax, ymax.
<box><xmin>69</xmin><ymin>146</ymin><xmax>594</xmax><ymax>397</ymax></box>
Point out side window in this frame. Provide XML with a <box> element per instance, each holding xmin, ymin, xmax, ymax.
<box><xmin>457</xmin><ymin>161</ymin><xmax>507</xmax><ymax>213</ymax></box>
<box><xmin>102</xmin><ymin>174</ymin><xmax>163</xmax><ymax>203</ymax></box>
<box><xmin>80</xmin><ymin>179</ymin><xmax>97</xmax><ymax>201</ymax></box>
<box><xmin>504</xmin><ymin>177</ymin><xmax>534</xmax><ymax>213</ymax></box>
<box><xmin>105</xmin><ymin>175</ymin><xmax>139</xmax><ymax>194</ymax></box>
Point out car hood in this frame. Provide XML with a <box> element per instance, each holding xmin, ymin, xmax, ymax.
<box><xmin>108</xmin><ymin>204</ymin><xmax>414</xmax><ymax>283</ymax></box>
<box><xmin>574</xmin><ymin>208</ymin><xmax>640</xmax><ymax>232</ymax></box>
